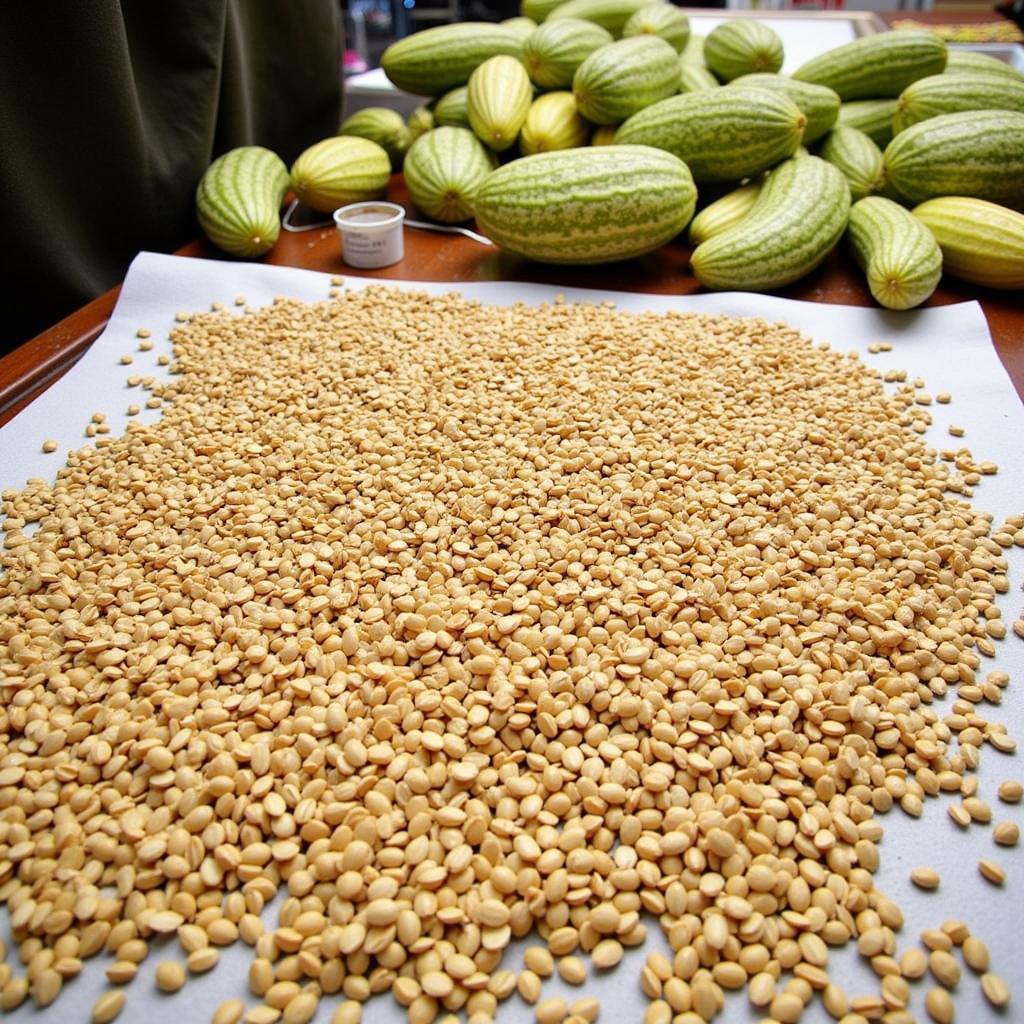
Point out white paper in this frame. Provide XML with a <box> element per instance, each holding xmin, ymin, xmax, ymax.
<box><xmin>2</xmin><ymin>252</ymin><xmax>1021</xmax><ymax>1024</ymax></box>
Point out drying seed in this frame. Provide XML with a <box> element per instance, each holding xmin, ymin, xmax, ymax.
<box><xmin>937</xmin><ymin>392</ymin><xmax>951</xmax><ymax>403</ymax></box>
<box><xmin>517</xmin><ymin>970</ymin><xmax>541</xmax><ymax>1004</ymax></box>
<box><xmin>899</xmin><ymin>949</ymin><xmax>927</xmax><ymax>979</ymax></box>
<box><xmin>187</xmin><ymin>947</ymin><xmax>220</xmax><ymax>973</ymax></box>
<box><xmin>929</xmin><ymin>950</ymin><xmax>961</xmax><ymax>988</ymax></box>
<box><xmin>949</xmin><ymin>425</ymin><xmax>965</xmax><ymax>436</ymax></box>
<box><xmin>559</xmin><ymin>956</ymin><xmax>587</xmax><ymax>985</ymax></box>
<box><xmin>155</xmin><ymin>961</ymin><xmax>186</xmax><ymax>993</ymax></box>
<box><xmin>980</xmin><ymin>972</ymin><xmax>1011</xmax><ymax>1008</ymax></box>
<box><xmin>947</xmin><ymin>805</ymin><xmax>971</xmax><ymax>828</ymax></box>
<box><xmin>962</xmin><ymin>797</ymin><xmax>991</xmax><ymax>823</ymax></box>
<box><xmin>999</xmin><ymin>780</ymin><xmax>1023</xmax><ymax>803</ymax></box>
<box><xmin>570</xmin><ymin>997</ymin><xmax>599</xmax><ymax>1022</ymax></box>
<box><xmin>120</xmin><ymin>355</ymin><xmax>133</xmax><ymax>365</ymax></box>
<box><xmin>910</xmin><ymin>868</ymin><xmax>940</xmax><ymax>890</ymax></box>
<box><xmin>592</xmin><ymin>939</ymin><xmax>623</xmax><ymax>970</ymax></box>
<box><xmin>524</xmin><ymin>948</ymin><xmax>554</xmax><ymax>978</ymax></box>
<box><xmin>925</xmin><ymin>987</ymin><xmax>954</xmax><ymax>1024</ymax></box>
<box><xmin>962</xmin><ymin>937</ymin><xmax>989</xmax><ymax>972</ymax></box>
<box><xmin>978</xmin><ymin>860</ymin><xmax>1006</xmax><ymax>885</ymax></box>
<box><xmin>136</xmin><ymin>328</ymin><xmax>151</xmax><ymax>338</ymax></box>
<box><xmin>536</xmin><ymin>997</ymin><xmax>568</xmax><ymax>1024</ymax></box>
<box><xmin>139</xmin><ymin>340</ymin><xmax>154</xmax><ymax>351</ymax></box>
<box><xmin>993</xmin><ymin>821</ymin><xmax>1019</xmax><ymax>846</ymax></box>
<box><xmin>940</xmin><ymin>921</ymin><xmax>969</xmax><ymax>945</ymax></box>
<box><xmin>214</xmin><ymin>1000</ymin><xmax>246</xmax><ymax>1024</ymax></box>
<box><xmin>41</xmin><ymin>439</ymin><xmax>58</xmax><ymax>453</ymax></box>
<box><xmin>92</xmin><ymin>991</ymin><xmax>126</xmax><ymax>1023</ymax></box>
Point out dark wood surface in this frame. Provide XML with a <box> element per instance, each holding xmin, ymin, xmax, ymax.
<box><xmin>3</xmin><ymin>10</ymin><xmax>1023</xmax><ymax>425</ymax></box>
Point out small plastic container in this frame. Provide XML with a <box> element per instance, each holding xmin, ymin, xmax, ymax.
<box><xmin>333</xmin><ymin>201</ymin><xmax>405</xmax><ymax>268</ymax></box>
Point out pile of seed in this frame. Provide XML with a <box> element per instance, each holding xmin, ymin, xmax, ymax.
<box><xmin>0</xmin><ymin>288</ymin><xmax>1018</xmax><ymax>1024</ymax></box>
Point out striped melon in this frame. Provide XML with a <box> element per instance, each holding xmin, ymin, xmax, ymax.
<box><xmin>473</xmin><ymin>145</ymin><xmax>696</xmax><ymax>263</ymax></box>
<box><xmin>407</xmin><ymin>105</ymin><xmax>435</xmax><ymax>142</ymax></box>
<box><xmin>381</xmin><ymin>23</ymin><xmax>524</xmax><ymax>95</ymax></box>
<box><xmin>195</xmin><ymin>147</ymin><xmax>288</xmax><ymax>257</ymax></box>
<box><xmin>679</xmin><ymin>62</ymin><xmax>719</xmax><ymax>93</ymax></box>
<box><xmin>836</xmin><ymin>99</ymin><xmax>898</xmax><ymax>148</ymax></box>
<box><xmin>680</xmin><ymin>32</ymin><xmax>706</xmax><ymax>67</ymax></box>
<box><xmin>913</xmin><ymin>196</ymin><xmax>1024</xmax><ymax>290</ymax></box>
<box><xmin>468</xmin><ymin>55</ymin><xmax>533</xmax><ymax>152</ymax></box>
<box><xmin>819</xmin><ymin>126</ymin><xmax>885</xmax><ymax>201</ymax></box>
<box><xmin>945</xmin><ymin>50</ymin><xmax>1024</xmax><ymax>83</ymax></box>
<box><xmin>338</xmin><ymin>107</ymin><xmax>411</xmax><ymax>169</ymax></box>
<box><xmin>290</xmin><ymin>137</ymin><xmax>390</xmax><ymax>213</ymax></box>
<box><xmin>847</xmin><ymin>195</ymin><xmax>941</xmax><ymax>309</ymax></box>
<box><xmin>893</xmin><ymin>73</ymin><xmax>1024</xmax><ymax>134</ymax></box>
<box><xmin>573</xmin><ymin>36</ymin><xmax>680</xmax><ymax>125</ymax></box>
<box><xmin>434</xmin><ymin>86</ymin><xmax>471</xmax><ymax>128</ymax></box>
<box><xmin>590</xmin><ymin>125</ymin><xmax>618</xmax><ymax>145</ymax></box>
<box><xmin>792</xmin><ymin>30</ymin><xmax>946</xmax><ymax>101</ymax></box>
<box><xmin>502</xmin><ymin>16</ymin><xmax>538</xmax><ymax>40</ymax></box>
<box><xmin>548</xmin><ymin>0</ymin><xmax>656</xmax><ymax>37</ymax></box>
<box><xmin>404</xmin><ymin>127</ymin><xmax>494</xmax><ymax>223</ymax></box>
<box><xmin>521</xmin><ymin>92</ymin><xmax>590</xmax><ymax>154</ymax></box>
<box><xmin>622</xmin><ymin>4</ymin><xmax>690</xmax><ymax>53</ymax></box>
<box><xmin>522</xmin><ymin>0</ymin><xmax>568</xmax><ymax>22</ymax></box>
<box><xmin>688</xmin><ymin>179</ymin><xmax>762</xmax><ymax>244</ymax></box>
<box><xmin>521</xmin><ymin>18</ymin><xmax>614</xmax><ymax>89</ymax></box>
<box><xmin>692</xmin><ymin>154</ymin><xmax>851</xmax><ymax>289</ymax></box>
<box><xmin>615</xmin><ymin>86</ymin><xmax>805</xmax><ymax>184</ymax></box>
<box><xmin>704</xmin><ymin>21</ymin><xmax>784</xmax><ymax>82</ymax></box>
<box><xmin>883</xmin><ymin>110</ymin><xmax>1024</xmax><ymax>209</ymax></box>
<box><xmin>728</xmin><ymin>74</ymin><xmax>839</xmax><ymax>144</ymax></box>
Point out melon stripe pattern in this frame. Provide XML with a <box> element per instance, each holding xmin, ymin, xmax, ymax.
<box><xmin>893</xmin><ymin>73</ymin><xmax>1024</xmax><ymax>133</ymax></box>
<box><xmin>521</xmin><ymin>18</ymin><xmax>614</xmax><ymax>89</ymax></box>
<box><xmin>615</xmin><ymin>87</ymin><xmax>805</xmax><ymax>184</ymax></box>
<box><xmin>847</xmin><ymin>195</ymin><xmax>942</xmax><ymax>309</ymax></box>
<box><xmin>522</xmin><ymin>0</ymin><xmax>569</xmax><ymax>22</ymax></box>
<box><xmin>729</xmin><ymin>74</ymin><xmax>839</xmax><ymax>144</ymax></box>
<box><xmin>883</xmin><ymin>110</ymin><xmax>1024</xmax><ymax>209</ymax></box>
<box><xmin>819</xmin><ymin>126</ymin><xmax>885</xmax><ymax>201</ymax></box>
<box><xmin>622</xmin><ymin>4</ymin><xmax>690</xmax><ymax>52</ymax></box>
<box><xmin>521</xmin><ymin>92</ymin><xmax>590</xmax><ymax>154</ymax></box>
<box><xmin>381</xmin><ymin>23</ymin><xmax>524</xmax><ymax>95</ymax></box>
<box><xmin>691</xmin><ymin>154</ymin><xmax>851</xmax><ymax>289</ymax></box>
<box><xmin>404</xmin><ymin>126</ymin><xmax>494</xmax><ymax>223</ymax></box>
<box><xmin>573</xmin><ymin>36</ymin><xmax>680</xmax><ymax>124</ymax></box>
<box><xmin>836</xmin><ymin>99</ymin><xmax>898</xmax><ymax>148</ymax></box>
<box><xmin>913</xmin><ymin>196</ymin><xmax>1024</xmax><ymax>289</ymax></box>
<box><xmin>473</xmin><ymin>145</ymin><xmax>697</xmax><ymax>264</ymax></box>
<box><xmin>339</xmin><ymin>108</ymin><xmax>411</xmax><ymax>169</ymax></box>
<box><xmin>434</xmin><ymin>86</ymin><xmax>471</xmax><ymax>128</ymax></box>
<box><xmin>944</xmin><ymin>49</ymin><xmax>1024</xmax><ymax>82</ymax></box>
<box><xmin>548</xmin><ymin>0</ymin><xmax>654</xmax><ymax>37</ymax></box>
<box><xmin>468</xmin><ymin>55</ymin><xmax>533</xmax><ymax>152</ymax></box>
<box><xmin>688</xmin><ymin>180</ymin><xmax>763</xmax><ymax>244</ymax></box>
<box><xmin>289</xmin><ymin>137</ymin><xmax>391</xmax><ymax>214</ymax></box>
<box><xmin>679</xmin><ymin>63</ymin><xmax>719</xmax><ymax>93</ymax></box>
<box><xmin>195</xmin><ymin>147</ymin><xmax>288</xmax><ymax>257</ymax></box>
<box><xmin>792</xmin><ymin>29</ymin><xmax>947</xmax><ymax>101</ymax></box>
<box><xmin>704</xmin><ymin>21</ymin><xmax>784</xmax><ymax>82</ymax></box>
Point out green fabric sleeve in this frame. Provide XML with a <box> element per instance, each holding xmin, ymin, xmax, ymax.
<box><xmin>0</xmin><ymin>0</ymin><xmax>343</xmax><ymax>351</ymax></box>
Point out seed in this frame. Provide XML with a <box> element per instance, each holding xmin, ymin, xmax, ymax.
<box><xmin>592</xmin><ymin>939</ymin><xmax>623</xmax><ymax>970</ymax></box>
<box><xmin>137</xmin><ymin>328</ymin><xmax>151</xmax><ymax>338</ymax></box>
<box><xmin>998</xmin><ymin>780</ymin><xmax>1023</xmax><ymax>803</ymax></box>
<box><xmin>187</xmin><ymin>947</ymin><xmax>220</xmax><ymax>973</ymax></box>
<box><xmin>283</xmin><ymin>992</ymin><xmax>319</xmax><ymax>1024</ymax></box>
<box><xmin>559</xmin><ymin>956</ymin><xmax>587</xmax><ymax>985</ymax></box>
<box><xmin>536</xmin><ymin>997</ymin><xmax>568</xmax><ymax>1024</ymax></box>
<box><xmin>214</xmin><ymin>1000</ymin><xmax>246</xmax><ymax>1024</ymax></box>
<box><xmin>524</xmin><ymin>948</ymin><xmax>554</xmax><ymax>977</ymax></box>
<box><xmin>962</xmin><ymin>937</ymin><xmax>989</xmax><ymax>972</ymax></box>
<box><xmin>962</xmin><ymin>797</ymin><xmax>991</xmax><ymax>823</ymax></box>
<box><xmin>570</xmin><ymin>997</ymin><xmax>599</xmax><ymax>1022</ymax></box>
<box><xmin>899</xmin><ymin>949</ymin><xmax>927</xmax><ymax>979</ymax></box>
<box><xmin>31</xmin><ymin>968</ymin><xmax>61</xmax><ymax>1007</ymax></box>
<box><xmin>154</xmin><ymin>961</ymin><xmax>186</xmax><ymax>993</ymax></box>
<box><xmin>980</xmin><ymin>972</ymin><xmax>1011</xmax><ymax>1008</ymax></box>
<box><xmin>978</xmin><ymin>859</ymin><xmax>1006</xmax><ymax>885</ymax></box>
<box><xmin>548</xmin><ymin>928</ymin><xmax>579</xmax><ymax>957</ymax></box>
<box><xmin>929</xmin><ymin>950</ymin><xmax>961</xmax><ymax>988</ymax></box>
<box><xmin>993</xmin><ymin>821</ymin><xmax>1019</xmax><ymax>846</ymax></box>
<box><xmin>517</xmin><ymin>970</ymin><xmax>541</xmax><ymax>1004</ymax></box>
<box><xmin>92</xmin><ymin>991</ymin><xmax>126</xmax><ymax>1023</ymax></box>
<box><xmin>925</xmin><ymin>988</ymin><xmax>954</xmax><ymax>1024</ymax></box>
<box><xmin>769</xmin><ymin>992</ymin><xmax>804</xmax><ymax>1023</ymax></box>
<box><xmin>644</xmin><ymin>1001</ymin><xmax>671</xmax><ymax>1024</ymax></box>
<box><xmin>41</xmin><ymin>440</ymin><xmax>58</xmax><ymax>453</ymax></box>
<box><xmin>244</xmin><ymin>1008</ymin><xmax>281</xmax><ymax>1024</ymax></box>
<box><xmin>940</xmin><ymin>921</ymin><xmax>969</xmax><ymax>945</ymax></box>
<box><xmin>937</xmin><ymin>392</ymin><xmax>951</xmax><ymax>403</ymax></box>
<box><xmin>910</xmin><ymin>868</ymin><xmax>940</xmax><ymax>890</ymax></box>
<box><xmin>949</xmin><ymin>425</ymin><xmax>965</xmax><ymax>436</ymax></box>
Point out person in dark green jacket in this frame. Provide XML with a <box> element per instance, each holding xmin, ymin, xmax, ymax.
<box><xmin>0</xmin><ymin>1</ymin><xmax>343</xmax><ymax>352</ymax></box>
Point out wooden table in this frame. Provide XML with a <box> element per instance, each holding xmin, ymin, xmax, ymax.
<box><xmin>2</xmin><ymin>174</ymin><xmax>1023</xmax><ymax>426</ymax></box>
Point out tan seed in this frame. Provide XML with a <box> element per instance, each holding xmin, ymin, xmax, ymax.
<box><xmin>929</xmin><ymin>950</ymin><xmax>961</xmax><ymax>988</ymax></box>
<box><xmin>214</xmin><ymin>1000</ymin><xmax>246</xmax><ymax>1024</ymax></box>
<box><xmin>155</xmin><ymin>960</ymin><xmax>186</xmax><ymax>993</ymax></box>
<box><xmin>92</xmin><ymin>991</ymin><xmax>127</xmax><ymax>1024</ymax></box>
<box><xmin>998</xmin><ymin>780</ymin><xmax>1023</xmax><ymax>803</ymax></box>
<box><xmin>559</xmin><ymin>956</ymin><xmax>587</xmax><ymax>985</ymax></box>
<box><xmin>978</xmin><ymin>859</ymin><xmax>1006</xmax><ymax>885</ymax></box>
<box><xmin>592</xmin><ymin>939</ymin><xmax>623</xmax><ymax>970</ymax></box>
<box><xmin>962</xmin><ymin>937</ymin><xmax>989</xmax><ymax>972</ymax></box>
<box><xmin>993</xmin><ymin>821</ymin><xmax>1019</xmax><ymax>846</ymax></box>
<box><xmin>925</xmin><ymin>987</ymin><xmax>954</xmax><ymax>1024</ymax></box>
<box><xmin>980</xmin><ymin>972</ymin><xmax>1011</xmax><ymax>1008</ymax></box>
<box><xmin>537</xmin><ymin>997</ymin><xmax>568</xmax><ymax>1024</ymax></box>
<box><xmin>910</xmin><ymin>867</ymin><xmax>940</xmax><ymax>890</ymax></box>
